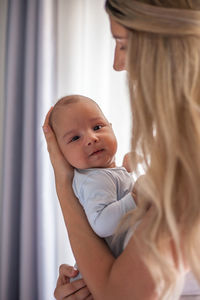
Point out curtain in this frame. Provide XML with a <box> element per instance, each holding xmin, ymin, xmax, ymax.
<box><xmin>0</xmin><ymin>0</ymin><xmax>7</xmax><ymax>244</ymax></box>
<box><xmin>0</xmin><ymin>0</ymin><xmax>57</xmax><ymax>299</ymax></box>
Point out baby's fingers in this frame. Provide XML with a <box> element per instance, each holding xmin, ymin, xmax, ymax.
<box><xmin>43</xmin><ymin>107</ymin><xmax>63</xmax><ymax>165</ymax></box>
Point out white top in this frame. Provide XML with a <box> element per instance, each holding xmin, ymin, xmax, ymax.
<box><xmin>182</xmin><ymin>272</ymin><xmax>200</xmax><ymax>296</ymax></box>
<box><xmin>124</xmin><ymin>231</ymin><xmax>200</xmax><ymax>296</ymax></box>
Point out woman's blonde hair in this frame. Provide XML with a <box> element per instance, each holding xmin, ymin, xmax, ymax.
<box><xmin>106</xmin><ymin>0</ymin><xmax>200</xmax><ymax>298</ymax></box>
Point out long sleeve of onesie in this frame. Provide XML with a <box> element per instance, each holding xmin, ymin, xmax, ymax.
<box><xmin>73</xmin><ymin>168</ymin><xmax>136</xmax><ymax>238</ymax></box>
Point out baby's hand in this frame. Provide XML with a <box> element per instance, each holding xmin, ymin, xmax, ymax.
<box><xmin>122</xmin><ymin>152</ymin><xmax>133</xmax><ymax>173</ymax></box>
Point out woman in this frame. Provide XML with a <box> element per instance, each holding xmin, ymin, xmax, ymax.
<box><xmin>43</xmin><ymin>0</ymin><xmax>200</xmax><ymax>299</ymax></box>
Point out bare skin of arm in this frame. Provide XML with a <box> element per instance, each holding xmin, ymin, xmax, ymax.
<box><xmin>43</xmin><ymin>110</ymin><xmax>158</xmax><ymax>300</ymax></box>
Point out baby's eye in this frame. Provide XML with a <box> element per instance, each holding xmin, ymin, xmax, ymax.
<box><xmin>70</xmin><ymin>136</ymin><xmax>80</xmax><ymax>142</ymax></box>
<box><xmin>93</xmin><ymin>125</ymin><xmax>102</xmax><ymax>131</ymax></box>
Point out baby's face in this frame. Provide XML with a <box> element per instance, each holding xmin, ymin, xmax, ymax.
<box><xmin>53</xmin><ymin>101</ymin><xmax>117</xmax><ymax>169</ymax></box>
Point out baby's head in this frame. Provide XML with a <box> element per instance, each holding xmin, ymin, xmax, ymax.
<box><xmin>49</xmin><ymin>95</ymin><xmax>117</xmax><ymax>169</ymax></box>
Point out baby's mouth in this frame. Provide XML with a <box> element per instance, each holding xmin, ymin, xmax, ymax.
<box><xmin>90</xmin><ymin>149</ymin><xmax>104</xmax><ymax>156</ymax></box>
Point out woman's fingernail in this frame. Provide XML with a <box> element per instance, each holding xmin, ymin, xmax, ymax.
<box><xmin>43</xmin><ymin>126</ymin><xmax>49</xmax><ymax>133</ymax></box>
<box><xmin>71</xmin><ymin>268</ymin><xmax>78</xmax><ymax>275</ymax></box>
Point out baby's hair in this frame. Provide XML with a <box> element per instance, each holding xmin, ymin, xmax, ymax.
<box><xmin>49</xmin><ymin>94</ymin><xmax>104</xmax><ymax>131</ymax></box>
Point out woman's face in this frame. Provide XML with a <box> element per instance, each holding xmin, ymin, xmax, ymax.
<box><xmin>109</xmin><ymin>17</ymin><xmax>129</xmax><ymax>71</ymax></box>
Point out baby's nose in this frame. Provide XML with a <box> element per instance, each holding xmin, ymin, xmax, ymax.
<box><xmin>86</xmin><ymin>132</ymin><xmax>98</xmax><ymax>146</ymax></box>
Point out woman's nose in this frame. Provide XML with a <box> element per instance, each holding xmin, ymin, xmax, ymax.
<box><xmin>113</xmin><ymin>47</ymin><xmax>126</xmax><ymax>71</ymax></box>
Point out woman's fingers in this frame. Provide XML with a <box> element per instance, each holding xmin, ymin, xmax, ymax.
<box><xmin>54</xmin><ymin>265</ymin><xmax>93</xmax><ymax>300</ymax></box>
<box><xmin>43</xmin><ymin>107</ymin><xmax>61</xmax><ymax>157</ymax></box>
<box><xmin>54</xmin><ymin>279</ymin><xmax>90</xmax><ymax>300</ymax></box>
<box><xmin>43</xmin><ymin>108</ymin><xmax>74</xmax><ymax>181</ymax></box>
<box><xmin>59</xmin><ymin>264</ymin><xmax>79</xmax><ymax>283</ymax></box>
<box><xmin>85</xmin><ymin>294</ymin><xmax>94</xmax><ymax>300</ymax></box>
<box><xmin>43</xmin><ymin>106</ymin><xmax>53</xmax><ymax>129</ymax></box>
<box><xmin>56</xmin><ymin>265</ymin><xmax>78</xmax><ymax>289</ymax></box>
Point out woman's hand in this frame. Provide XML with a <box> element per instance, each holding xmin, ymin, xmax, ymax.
<box><xmin>54</xmin><ymin>264</ymin><xmax>93</xmax><ymax>300</ymax></box>
<box><xmin>43</xmin><ymin>107</ymin><xmax>74</xmax><ymax>185</ymax></box>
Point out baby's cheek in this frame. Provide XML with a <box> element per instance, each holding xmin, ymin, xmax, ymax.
<box><xmin>63</xmin><ymin>150</ymin><xmax>77</xmax><ymax>167</ymax></box>
<box><xmin>70</xmin><ymin>154</ymin><xmax>88</xmax><ymax>169</ymax></box>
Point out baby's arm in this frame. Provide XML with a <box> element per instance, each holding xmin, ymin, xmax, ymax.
<box><xmin>75</xmin><ymin>172</ymin><xmax>136</xmax><ymax>238</ymax></box>
<box><xmin>89</xmin><ymin>194</ymin><xmax>136</xmax><ymax>237</ymax></box>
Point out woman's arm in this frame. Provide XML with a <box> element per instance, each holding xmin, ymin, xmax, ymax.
<box><xmin>56</xmin><ymin>182</ymin><xmax>157</xmax><ymax>300</ymax></box>
<box><xmin>43</xmin><ymin>111</ymin><xmax>157</xmax><ymax>300</ymax></box>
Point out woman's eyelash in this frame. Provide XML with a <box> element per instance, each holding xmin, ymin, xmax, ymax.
<box><xmin>118</xmin><ymin>43</ymin><xmax>127</xmax><ymax>50</ymax></box>
<box><xmin>116</xmin><ymin>40</ymin><xmax>127</xmax><ymax>51</ymax></box>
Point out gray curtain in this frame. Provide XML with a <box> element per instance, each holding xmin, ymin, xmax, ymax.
<box><xmin>0</xmin><ymin>0</ymin><xmax>57</xmax><ymax>299</ymax></box>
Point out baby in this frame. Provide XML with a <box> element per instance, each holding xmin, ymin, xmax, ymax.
<box><xmin>49</xmin><ymin>94</ymin><xmax>137</xmax><ymax>280</ymax></box>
